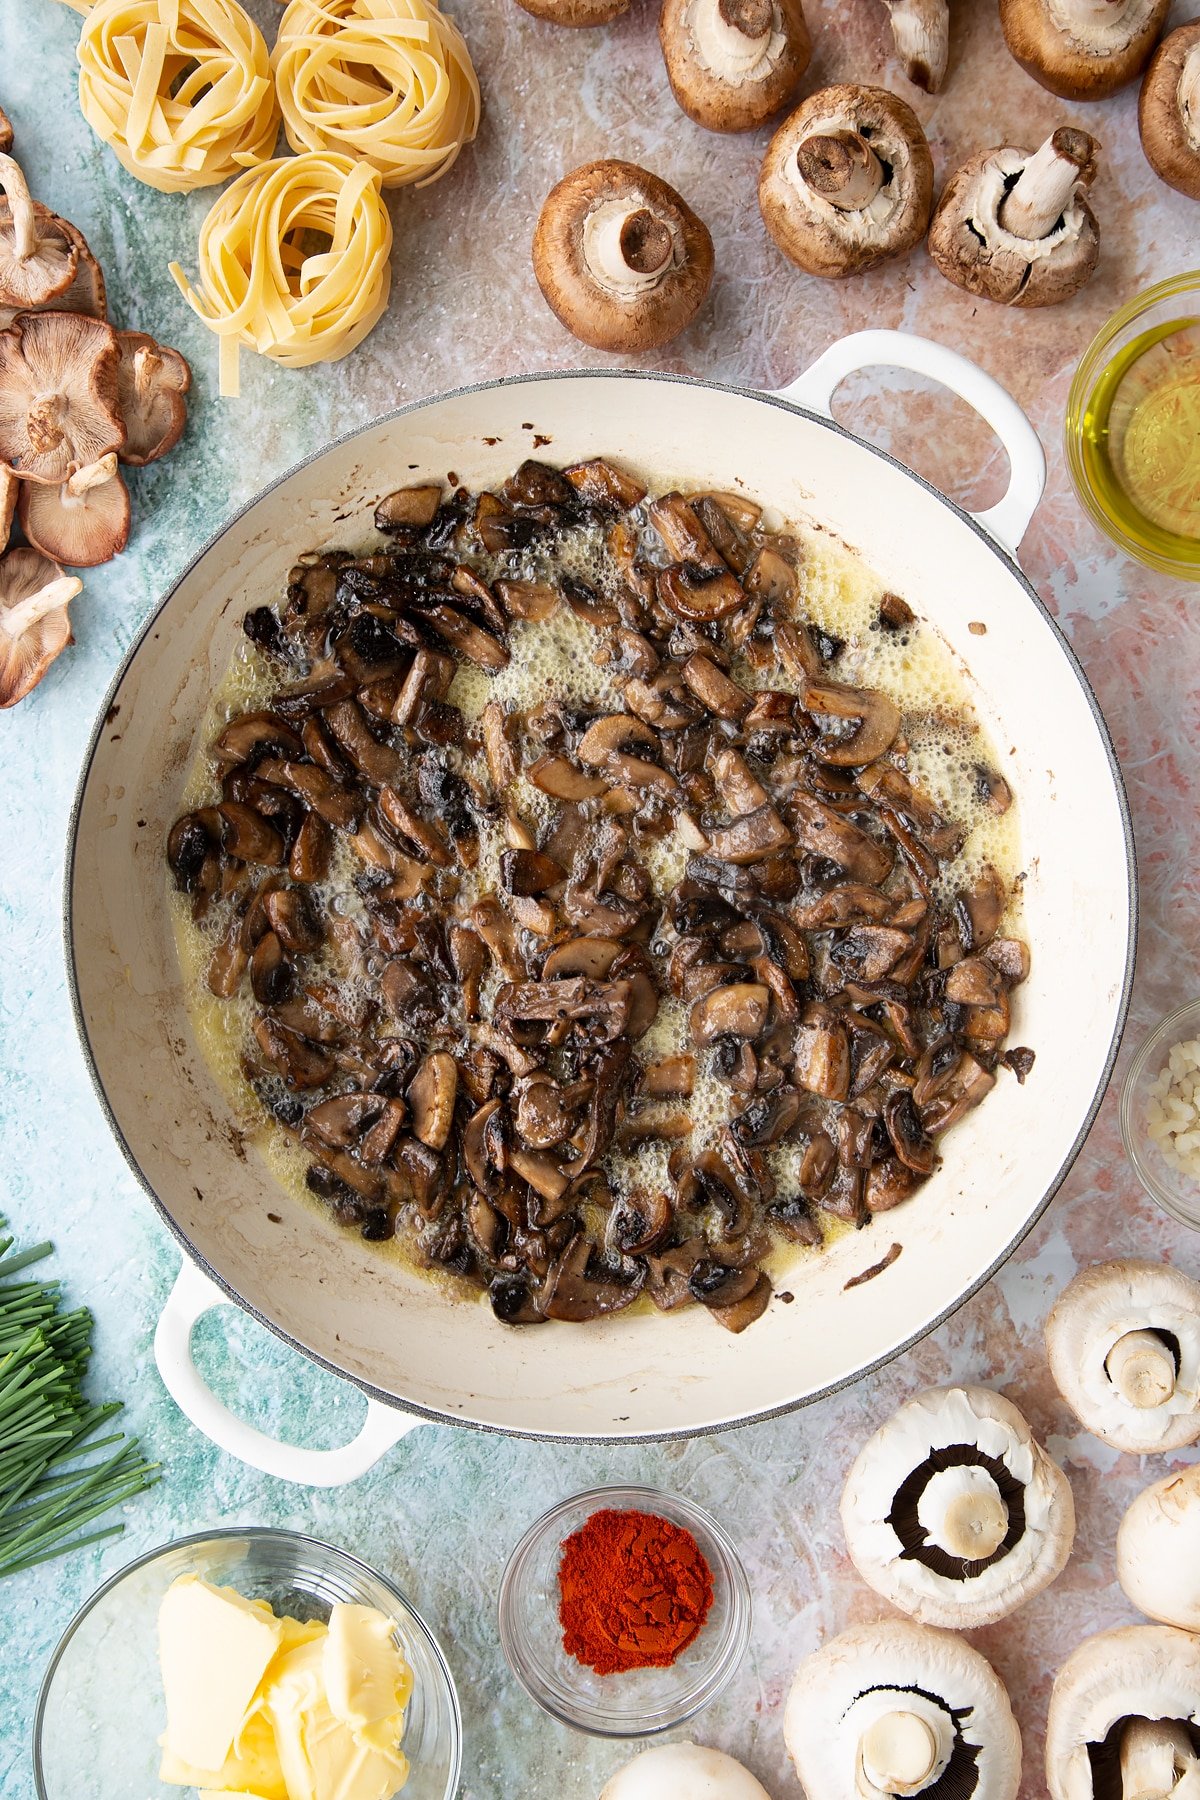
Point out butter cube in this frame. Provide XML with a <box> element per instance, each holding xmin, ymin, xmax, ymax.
<box><xmin>159</xmin><ymin>1576</ymin><xmax>284</xmax><ymax>1771</ymax></box>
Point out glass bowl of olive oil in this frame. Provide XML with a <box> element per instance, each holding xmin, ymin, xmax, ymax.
<box><xmin>1065</xmin><ymin>270</ymin><xmax>1200</xmax><ymax>580</ymax></box>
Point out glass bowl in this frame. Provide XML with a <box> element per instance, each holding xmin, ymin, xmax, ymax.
<box><xmin>33</xmin><ymin>1526</ymin><xmax>461</xmax><ymax>1800</ymax></box>
<box><xmin>1121</xmin><ymin>1000</ymin><xmax>1200</xmax><ymax>1229</ymax></box>
<box><xmin>1064</xmin><ymin>269</ymin><xmax>1200</xmax><ymax>581</ymax></box>
<box><xmin>497</xmin><ymin>1484</ymin><xmax>751</xmax><ymax>1738</ymax></box>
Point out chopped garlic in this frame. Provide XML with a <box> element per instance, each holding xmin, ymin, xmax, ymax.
<box><xmin>1145</xmin><ymin>1038</ymin><xmax>1200</xmax><ymax>1181</ymax></box>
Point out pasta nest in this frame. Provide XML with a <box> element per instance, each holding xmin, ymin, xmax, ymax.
<box><xmin>74</xmin><ymin>0</ymin><xmax>280</xmax><ymax>193</ymax></box>
<box><xmin>271</xmin><ymin>0</ymin><xmax>481</xmax><ymax>189</ymax></box>
<box><xmin>169</xmin><ymin>151</ymin><xmax>393</xmax><ymax>395</ymax></box>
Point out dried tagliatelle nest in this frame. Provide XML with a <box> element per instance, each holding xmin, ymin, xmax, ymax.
<box><xmin>840</xmin><ymin>1384</ymin><xmax>1075</xmax><ymax>1627</ymax></box>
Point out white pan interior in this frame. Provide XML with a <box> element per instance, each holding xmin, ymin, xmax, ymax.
<box><xmin>68</xmin><ymin>373</ymin><xmax>1134</xmax><ymax>1438</ymax></box>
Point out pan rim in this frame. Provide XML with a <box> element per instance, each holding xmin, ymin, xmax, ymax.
<box><xmin>62</xmin><ymin>364</ymin><xmax>1138</xmax><ymax>1443</ymax></box>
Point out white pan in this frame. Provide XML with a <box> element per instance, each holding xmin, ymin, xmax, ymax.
<box><xmin>67</xmin><ymin>330</ymin><xmax>1135</xmax><ymax>1485</ymax></box>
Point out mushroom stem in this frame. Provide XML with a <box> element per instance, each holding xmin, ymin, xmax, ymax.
<box><xmin>1</xmin><ymin>573</ymin><xmax>81</xmax><ymax>642</ymax></box>
<box><xmin>583</xmin><ymin>201</ymin><xmax>677</xmax><ymax>294</ymax></box>
<box><xmin>0</xmin><ymin>152</ymin><xmax>37</xmax><ymax>264</ymax></box>
<box><xmin>883</xmin><ymin>0</ymin><xmax>950</xmax><ymax>93</ymax></box>
<box><xmin>65</xmin><ymin>452</ymin><xmax>118</xmax><ymax>498</ymax></box>
<box><xmin>132</xmin><ymin>344</ymin><xmax>164</xmax><ymax>404</ymax></box>
<box><xmin>796</xmin><ymin>132</ymin><xmax>885</xmax><ymax>210</ymax></box>
<box><xmin>1068</xmin><ymin>0</ymin><xmax>1137</xmax><ymax>19</ymax></box>
<box><xmin>859</xmin><ymin>1711</ymin><xmax>942</xmax><ymax>1795</ymax></box>
<box><xmin>916</xmin><ymin>1463</ymin><xmax>1010</xmax><ymax>1559</ymax></box>
<box><xmin>1119</xmin><ymin>1717</ymin><xmax>1200</xmax><ymax>1800</ymax></box>
<box><xmin>1000</xmin><ymin>129</ymin><xmax>1099</xmax><ymax>239</ymax></box>
<box><xmin>691</xmin><ymin>0</ymin><xmax>775</xmax><ymax>70</ymax></box>
<box><xmin>1106</xmin><ymin>1329</ymin><xmax>1178</xmax><ymax>1409</ymax></box>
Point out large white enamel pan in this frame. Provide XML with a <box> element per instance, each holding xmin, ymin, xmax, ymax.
<box><xmin>67</xmin><ymin>330</ymin><xmax>1135</xmax><ymax>1485</ymax></box>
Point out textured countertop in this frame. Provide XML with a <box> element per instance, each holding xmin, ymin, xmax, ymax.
<box><xmin>2</xmin><ymin>1</ymin><xmax>1199</xmax><ymax>1795</ymax></box>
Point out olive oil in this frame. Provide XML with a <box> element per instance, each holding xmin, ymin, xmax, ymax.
<box><xmin>1077</xmin><ymin>317</ymin><xmax>1200</xmax><ymax>569</ymax></box>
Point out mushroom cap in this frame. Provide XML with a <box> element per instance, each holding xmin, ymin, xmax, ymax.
<box><xmin>0</xmin><ymin>209</ymin><xmax>108</xmax><ymax>333</ymax></box>
<box><xmin>0</xmin><ymin>157</ymin><xmax>79</xmax><ymax>310</ymax></box>
<box><xmin>840</xmin><ymin>1384</ymin><xmax>1075</xmax><ymax>1628</ymax></box>
<box><xmin>0</xmin><ymin>311</ymin><xmax>124</xmax><ymax>482</ymax></box>
<box><xmin>1117</xmin><ymin>1464</ymin><xmax>1200</xmax><ymax>1630</ymax></box>
<box><xmin>533</xmin><ymin>160</ymin><xmax>714</xmax><ymax>352</ymax></box>
<box><xmin>514</xmin><ymin>0</ymin><xmax>630</xmax><ymax>22</ymax></box>
<box><xmin>785</xmin><ymin>1619</ymin><xmax>1022</xmax><ymax>1800</ymax></box>
<box><xmin>1044</xmin><ymin>1259</ymin><xmax>1200</xmax><ymax>1453</ymax></box>
<box><xmin>927</xmin><ymin>143</ymin><xmax>1100</xmax><ymax>308</ymax></box>
<box><xmin>599</xmin><ymin>1741</ymin><xmax>774</xmax><ymax>1799</ymax></box>
<box><xmin>1045</xmin><ymin>1624</ymin><xmax>1200</xmax><ymax>1800</ymax></box>
<box><xmin>1139</xmin><ymin>22</ymin><xmax>1200</xmax><ymax>200</ymax></box>
<box><xmin>115</xmin><ymin>329</ymin><xmax>191</xmax><ymax>466</ymax></box>
<box><xmin>17</xmin><ymin>454</ymin><xmax>131</xmax><ymax>567</ymax></box>
<box><xmin>999</xmin><ymin>0</ymin><xmax>1170</xmax><ymax>100</ymax></box>
<box><xmin>758</xmin><ymin>84</ymin><xmax>934</xmax><ymax>278</ymax></box>
<box><xmin>0</xmin><ymin>461</ymin><xmax>16</xmax><ymax>540</ymax></box>
<box><xmin>0</xmin><ymin>107</ymin><xmax>12</xmax><ymax>156</ymax></box>
<box><xmin>0</xmin><ymin>544</ymin><xmax>80</xmax><ymax>709</ymax></box>
<box><xmin>659</xmin><ymin>0</ymin><xmax>812</xmax><ymax>134</ymax></box>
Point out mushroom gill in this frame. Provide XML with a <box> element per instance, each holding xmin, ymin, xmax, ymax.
<box><xmin>0</xmin><ymin>544</ymin><xmax>81</xmax><ymax>708</ymax></box>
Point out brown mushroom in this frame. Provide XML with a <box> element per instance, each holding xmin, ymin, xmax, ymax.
<box><xmin>690</xmin><ymin>981</ymin><xmax>771</xmax><ymax>1044</ymax></box>
<box><xmin>794</xmin><ymin>1002</ymin><xmax>851</xmax><ymax>1100</ymax></box>
<box><xmin>0</xmin><ymin>544</ymin><xmax>80</xmax><ymax>708</ymax></box>
<box><xmin>1140</xmin><ymin>22</ymin><xmax>1200</xmax><ymax>199</ymax></box>
<box><xmin>928</xmin><ymin>128</ymin><xmax>1101</xmax><ymax>307</ymax></box>
<box><xmin>514</xmin><ymin>0</ymin><xmax>630</xmax><ymax>22</ymax></box>
<box><xmin>114</xmin><ymin>330</ymin><xmax>190</xmax><ymax>466</ymax></box>
<box><xmin>409</xmin><ymin>1051</ymin><xmax>458</xmax><ymax>1150</ymax></box>
<box><xmin>759</xmin><ymin>85</ymin><xmax>934</xmax><ymax>277</ymax></box>
<box><xmin>881</xmin><ymin>0</ymin><xmax>950</xmax><ymax>91</ymax></box>
<box><xmin>253</xmin><ymin>1016</ymin><xmax>335</xmax><ymax>1088</ymax></box>
<box><xmin>374</xmin><ymin>482</ymin><xmax>442</xmax><ymax>532</ymax></box>
<box><xmin>804</xmin><ymin>680</ymin><xmax>901</xmax><ymax>765</ymax></box>
<box><xmin>1000</xmin><ymin>0</ymin><xmax>1169</xmax><ymax>100</ymax></box>
<box><xmin>17</xmin><ymin>452</ymin><xmax>130</xmax><ymax>566</ymax></box>
<box><xmin>659</xmin><ymin>0</ymin><xmax>812</xmax><ymax>133</ymax></box>
<box><xmin>533</xmin><ymin>160</ymin><xmax>714</xmax><ymax>352</ymax></box>
<box><xmin>705</xmin><ymin>804</ymin><xmax>793</xmax><ymax>864</ymax></box>
<box><xmin>789</xmin><ymin>793</ymin><xmax>893</xmax><ymax>884</ymax></box>
<box><xmin>540</xmin><ymin>1234</ymin><xmax>645</xmax><ymax>1321</ymax></box>
<box><xmin>0</xmin><ymin>154</ymin><xmax>79</xmax><ymax>310</ymax></box>
<box><xmin>0</xmin><ymin>311</ymin><xmax>124</xmax><ymax>481</ymax></box>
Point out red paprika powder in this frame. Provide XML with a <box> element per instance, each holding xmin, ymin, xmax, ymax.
<box><xmin>557</xmin><ymin>1507</ymin><xmax>714</xmax><ymax>1676</ymax></box>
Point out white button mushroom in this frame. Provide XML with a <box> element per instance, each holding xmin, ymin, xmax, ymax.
<box><xmin>786</xmin><ymin>1619</ymin><xmax>1021</xmax><ymax>1800</ymax></box>
<box><xmin>1045</xmin><ymin>1625</ymin><xmax>1200</xmax><ymax>1800</ymax></box>
<box><xmin>999</xmin><ymin>0</ymin><xmax>1170</xmax><ymax>101</ymax></box>
<box><xmin>840</xmin><ymin>1385</ymin><xmax>1075</xmax><ymax>1628</ymax></box>
<box><xmin>927</xmin><ymin>128</ymin><xmax>1101</xmax><ymax>307</ymax></box>
<box><xmin>659</xmin><ymin>0</ymin><xmax>811</xmax><ymax>134</ymax></box>
<box><xmin>533</xmin><ymin>161</ymin><xmax>714</xmax><ymax>352</ymax></box>
<box><xmin>1045</xmin><ymin>1261</ymin><xmax>1200</xmax><ymax>1455</ymax></box>
<box><xmin>1117</xmin><ymin>1465</ymin><xmax>1200</xmax><ymax>1632</ymax></box>
<box><xmin>880</xmin><ymin>0</ymin><xmax>951</xmax><ymax>93</ymax></box>
<box><xmin>598</xmin><ymin>1741</ymin><xmax>775</xmax><ymax>1800</ymax></box>
<box><xmin>758</xmin><ymin>84</ymin><xmax>934</xmax><ymax>279</ymax></box>
<box><xmin>1139</xmin><ymin>22</ymin><xmax>1200</xmax><ymax>201</ymax></box>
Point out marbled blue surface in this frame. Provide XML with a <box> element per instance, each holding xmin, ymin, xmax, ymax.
<box><xmin>3</xmin><ymin>1</ymin><xmax>1200</xmax><ymax>1796</ymax></box>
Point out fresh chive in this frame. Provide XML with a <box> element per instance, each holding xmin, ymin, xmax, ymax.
<box><xmin>0</xmin><ymin>1217</ymin><xmax>159</xmax><ymax>1577</ymax></box>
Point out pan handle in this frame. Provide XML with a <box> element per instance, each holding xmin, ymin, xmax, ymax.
<box><xmin>777</xmin><ymin>328</ymin><xmax>1046</xmax><ymax>560</ymax></box>
<box><xmin>154</xmin><ymin>1258</ymin><xmax>419</xmax><ymax>1487</ymax></box>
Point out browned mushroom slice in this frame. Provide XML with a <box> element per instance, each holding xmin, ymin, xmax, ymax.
<box><xmin>790</xmin><ymin>793</ymin><xmax>893</xmax><ymax>884</ymax></box>
<box><xmin>408</xmin><ymin>1051</ymin><xmax>458</xmax><ymax>1150</ymax></box>
<box><xmin>540</xmin><ymin>1235</ymin><xmax>645</xmax><ymax>1322</ymax></box>
<box><xmin>657</xmin><ymin>560</ymin><xmax>747</xmax><ymax>622</ymax></box>
<box><xmin>421</xmin><ymin>603</ymin><xmax>509</xmax><ymax>670</ymax></box>
<box><xmin>884</xmin><ymin>1089</ymin><xmax>937</xmax><ymax>1174</ymax></box>
<box><xmin>256</xmin><ymin>758</ymin><xmax>363</xmax><ymax>831</ymax></box>
<box><xmin>496</xmin><ymin>976</ymin><xmax>633</xmax><ymax>1042</ymax></box>
<box><xmin>984</xmin><ymin>937</ymin><xmax>1030</xmax><ymax>986</ymax></box>
<box><xmin>944</xmin><ymin>956</ymin><xmax>1005</xmax><ymax>1007</ymax></box>
<box><xmin>305</xmin><ymin>1092</ymin><xmax>385</xmax><ymax>1149</ymax></box>
<box><xmin>831</xmin><ymin>924</ymin><xmax>912</xmax><ymax>983</ymax></box>
<box><xmin>866</xmin><ymin>1157</ymin><xmax>926</xmax><ymax>1212</ymax></box>
<box><xmin>542</xmin><ymin>937</ymin><xmax>622</xmax><ymax>980</ymax></box>
<box><xmin>803</xmin><ymin>679</ymin><xmax>901</xmax><ymax>766</ymax></box>
<box><xmin>608</xmin><ymin>1188</ymin><xmax>672</xmax><ymax>1255</ymax></box>
<box><xmin>493</xmin><ymin>578</ymin><xmax>561</xmax><ymax>622</ymax></box>
<box><xmin>250</xmin><ymin>931</ymin><xmax>293</xmax><ymax>1006</ymax></box>
<box><xmin>564</xmin><ymin>457</ymin><xmax>647</xmax><ymax>509</ymax></box>
<box><xmin>514</xmin><ymin>1074</ymin><xmax>582</xmax><ymax>1149</ymax></box>
<box><xmin>955</xmin><ymin>863</ymin><xmax>1008</xmax><ymax>950</ymax></box>
<box><xmin>378</xmin><ymin>786</ymin><xmax>451</xmax><ymax>867</ymax></box>
<box><xmin>709</xmin><ymin>1271</ymin><xmax>773</xmax><ymax>1334</ymax></box>
<box><xmin>374</xmin><ymin>483</ymin><xmax>442</xmax><ymax>532</ymax></box>
<box><xmin>463</xmin><ymin>1098</ymin><xmax>506</xmax><ymax>1195</ymax></box>
<box><xmin>690</xmin><ymin>981</ymin><xmax>771</xmax><ymax>1045</ymax></box>
<box><xmin>793</xmin><ymin>884</ymin><xmax>893</xmax><ymax>928</ymax></box>
<box><xmin>501</xmin><ymin>848</ymin><xmax>566</xmax><ymax>896</ymax></box>
<box><xmin>794</xmin><ymin>1003</ymin><xmax>851</xmax><ymax>1101</ymax></box>
<box><xmin>217</xmin><ymin>800</ymin><xmax>284</xmax><ymax>866</ymax></box>
<box><xmin>856</xmin><ymin>760</ymin><xmax>965</xmax><ymax>858</ymax></box>
<box><xmin>964</xmin><ymin>994</ymin><xmax>1011</xmax><ymax>1053</ymax></box>
<box><xmin>324</xmin><ymin>699</ymin><xmax>402</xmax><ymax>788</ymax></box>
<box><xmin>508</xmin><ymin>1143</ymin><xmax>570</xmax><ymax>1203</ymax></box>
<box><xmin>682</xmin><ymin>651</ymin><xmax>751</xmax><ymax>720</ymax></box>
<box><xmin>708</xmin><ymin>746</ymin><xmax>769</xmax><ymax>816</ymax></box>
<box><xmin>469</xmin><ymin>896</ymin><xmax>526</xmax><ymax>981</ymax></box>
<box><xmin>705</xmin><ymin>804</ymin><xmax>793</xmax><ymax>865</ymax></box>
<box><xmin>527</xmin><ymin>754</ymin><xmax>610</xmax><ymax>801</ymax></box>
<box><xmin>921</xmin><ymin>1052</ymin><xmax>996</xmax><ymax>1134</ymax></box>
<box><xmin>731</xmin><ymin>1085</ymin><xmax>806</xmax><ymax>1146</ymax></box>
<box><xmin>576</xmin><ymin>712</ymin><xmax>658</xmax><ymax>768</ymax></box>
<box><xmin>253</xmin><ymin>1016</ymin><xmax>335</xmax><ymax>1088</ymax></box>
<box><xmin>798</xmin><ymin>1129</ymin><xmax>837</xmax><ymax>1198</ymax></box>
<box><xmin>263</xmin><ymin>887</ymin><xmax>322</xmax><ymax>953</ymax></box>
<box><xmin>481</xmin><ymin>699</ymin><xmax>517</xmax><ymax>791</ymax></box>
<box><xmin>391</xmin><ymin>647</ymin><xmax>456</xmax><ymax>727</ymax></box>
<box><xmin>207</xmin><ymin>909</ymin><xmax>249</xmax><ymax>997</ymax></box>
<box><xmin>214</xmin><ymin>712</ymin><xmax>304</xmax><ymax>767</ymax></box>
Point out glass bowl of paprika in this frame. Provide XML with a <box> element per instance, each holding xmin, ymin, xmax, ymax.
<box><xmin>496</xmin><ymin>1484</ymin><xmax>752</xmax><ymax>1738</ymax></box>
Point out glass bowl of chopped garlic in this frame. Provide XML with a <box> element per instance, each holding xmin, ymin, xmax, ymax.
<box><xmin>33</xmin><ymin>1526</ymin><xmax>461</xmax><ymax>1800</ymax></box>
<box><xmin>1121</xmin><ymin>1001</ymin><xmax>1200</xmax><ymax>1228</ymax></box>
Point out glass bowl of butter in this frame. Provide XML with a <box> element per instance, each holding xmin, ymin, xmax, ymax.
<box><xmin>33</xmin><ymin>1526</ymin><xmax>461</xmax><ymax>1800</ymax></box>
